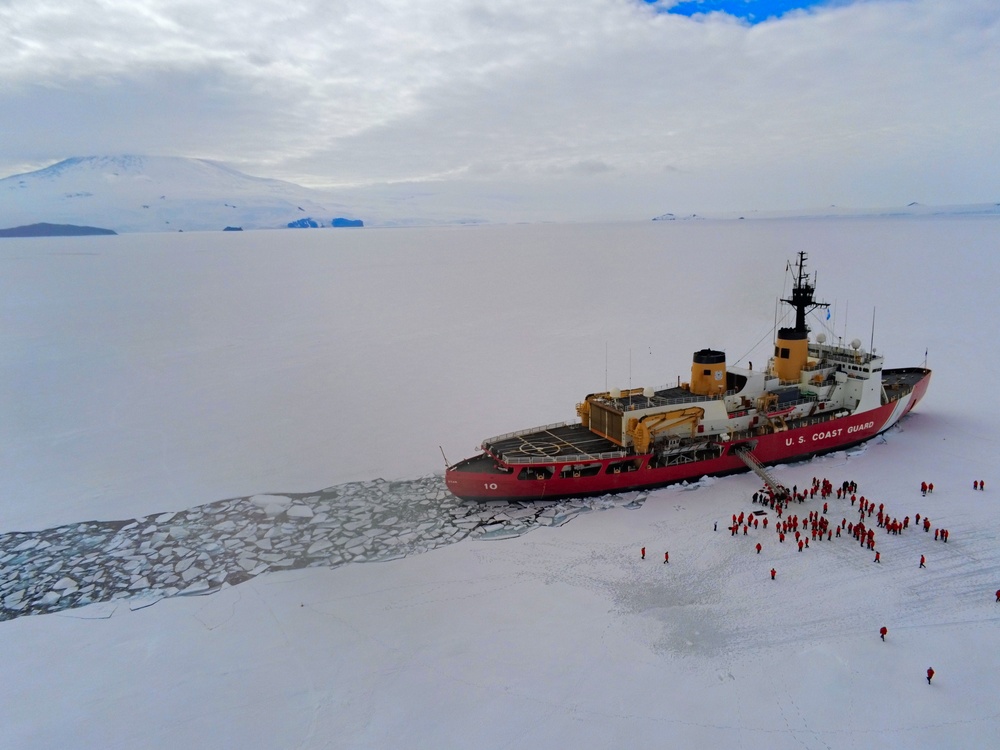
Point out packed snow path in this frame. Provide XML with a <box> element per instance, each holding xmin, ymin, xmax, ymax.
<box><xmin>0</xmin><ymin>476</ymin><xmax>645</xmax><ymax>620</ymax></box>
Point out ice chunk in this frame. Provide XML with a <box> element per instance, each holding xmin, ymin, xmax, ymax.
<box><xmin>307</xmin><ymin>540</ymin><xmax>333</xmax><ymax>555</ymax></box>
<box><xmin>177</xmin><ymin>581</ymin><xmax>211</xmax><ymax>596</ymax></box>
<box><xmin>250</xmin><ymin>494</ymin><xmax>292</xmax><ymax>510</ymax></box>
<box><xmin>129</xmin><ymin>591</ymin><xmax>164</xmax><ymax>610</ymax></box>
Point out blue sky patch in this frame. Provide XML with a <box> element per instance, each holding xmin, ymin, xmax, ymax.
<box><xmin>653</xmin><ymin>1</ymin><xmax>833</xmax><ymax>24</ymax></box>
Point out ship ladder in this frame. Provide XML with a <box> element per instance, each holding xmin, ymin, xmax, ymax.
<box><xmin>732</xmin><ymin>444</ymin><xmax>788</xmax><ymax>498</ymax></box>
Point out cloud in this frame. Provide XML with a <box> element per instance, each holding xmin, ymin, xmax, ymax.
<box><xmin>1</xmin><ymin>0</ymin><xmax>998</xmax><ymax>219</ymax></box>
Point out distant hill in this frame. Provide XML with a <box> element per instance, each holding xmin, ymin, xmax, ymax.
<box><xmin>0</xmin><ymin>155</ymin><xmax>362</xmax><ymax>233</ymax></box>
<box><xmin>0</xmin><ymin>222</ymin><xmax>117</xmax><ymax>238</ymax></box>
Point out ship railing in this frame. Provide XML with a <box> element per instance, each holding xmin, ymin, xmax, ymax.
<box><xmin>800</xmin><ymin>362</ymin><xmax>837</xmax><ymax>373</ymax></box>
<box><xmin>499</xmin><ymin>450</ymin><xmax>628</xmax><ymax>466</ymax></box>
<box><xmin>594</xmin><ymin>390</ymin><xmax>737</xmax><ymax>410</ymax></box>
<box><xmin>764</xmin><ymin>395</ymin><xmax>818</xmax><ymax>413</ymax></box>
<box><xmin>482</xmin><ymin>421</ymin><xmax>575</xmax><ymax>446</ymax></box>
<box><xmin>730</xmin><ymin>406</ymin><xmax>852</xmax><ymax>441</ymax></box>
<box><xmin>807</xmin><ymin>348</ymin><xmax>877</xmax><ymax>367</ymax></box>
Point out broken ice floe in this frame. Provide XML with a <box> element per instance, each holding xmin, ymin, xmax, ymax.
<box><xmin>0</xmin><ymin>477</ymin><xmax>646</xmax><ymax>621</ymax></box>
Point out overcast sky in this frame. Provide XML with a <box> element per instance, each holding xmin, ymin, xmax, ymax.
<box><xmin>2</xmin><ymin>0</ymin><xmax>998</xmax><ymax>221</ymax></box>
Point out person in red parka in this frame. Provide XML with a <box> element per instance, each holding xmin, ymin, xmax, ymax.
<box><xmin>756</xmin><ymin>542</ymin><xmax>762</xmax><ymax>554</ymax></box>
<box><xmin>664</xmin><ymin>551</ymin><xmax>669</xmax><ymax>564</ymax></box>
<box><xmin>641</xmin><ymin>547</ymin><xmax>645</xmax><ymax>560</ymax></box>
<box><xmin>880</xmin><ymin>626</ymin><xmax>888</xmax><ymax>641</ymax></box>
<box><xmin>920</xmin><ymin>555</ymin><xmax>926</xmax><ymax>568</ymax></box>
<box><xmin>995</xmin><ymin>589</ymin><xmax>1000</xmax><ymax>603</ymax></box>
<box><xmin>927</xmin><ymin>667</ymin><xmax>935</xmax><ymax>684</ymax></box>
<box><xmin>771</xmin><ymin>568</ymin><xmax>776</xmax><ymax>580</ymax></box>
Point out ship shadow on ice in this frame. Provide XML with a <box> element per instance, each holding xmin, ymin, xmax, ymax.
<box><xmin>0</xmin><ymin>477</ymin><xmax>648</xmax><ymax>621</ymax></box>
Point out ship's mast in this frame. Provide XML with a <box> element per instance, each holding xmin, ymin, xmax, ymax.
<box><xmin>781</xmin><ymin>251</ymin><xmax>829</xmax><ymax>335</ymax></box>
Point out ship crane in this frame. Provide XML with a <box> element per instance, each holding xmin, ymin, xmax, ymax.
<box><xmin>626</xmin><ymin>407</ymin><xmax>704</xmax><ymax>454</ymax></box>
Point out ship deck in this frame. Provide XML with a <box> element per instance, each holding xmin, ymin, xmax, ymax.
<box><xmin>484</xmin><ymin>423</ymin><xmax>623</xmax><ymax>462</ymax></box>
<box><xmin>882</xmin><ymin>367</ymin><xmax>929</xmax><ymax>391</ymax></box>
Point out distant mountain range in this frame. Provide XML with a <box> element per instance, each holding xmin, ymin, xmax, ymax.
<box><xmin>0</xmin><ymin>155</ymin><xmax>363</xmax><ymax>234</ymax></box>
<box><xmin>652</xmin><ymin>202</ymin><xmax>1000</xmax><ymax>221</ymax></box>
<box><xmin>3</xmin><ymin>155</ymin><xmax>997</xmax><ymax>234</ymax></box>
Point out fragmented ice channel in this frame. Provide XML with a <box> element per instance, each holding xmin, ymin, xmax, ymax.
<box><xmin>1</xmin><ymin>476</ymin><xmax>646</xmax><ymax>620</ymax></box>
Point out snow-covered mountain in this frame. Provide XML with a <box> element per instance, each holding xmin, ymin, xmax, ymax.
<box><xmin>0</xmin><ymin>155</ymin><xmax>361</xmax><ymax>233</ymax></box>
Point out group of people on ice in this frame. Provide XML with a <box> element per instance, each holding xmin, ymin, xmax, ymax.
<box><xmin>735</xmin><ymin>475</ymin><xmax>958</xmax><ymax>569</ymax></box>
<box><xmin>638</xmin><ymin>473</ymin><xmax>999</xmax><ymax>687</ymax></box>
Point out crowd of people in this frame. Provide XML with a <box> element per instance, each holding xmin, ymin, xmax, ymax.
<box><xmin>638</xmin><ymin>475</ymin><xmax>983</xmax><ymax>573</ymax></box>
<box><xmin>727</xmin><ymin>476</ymin><xmax>961</xmax><ymax>568</ymax></box>
<box><xmin>636</xmin><ymin>474</ymin><xmax>995</xmax><ymax>686</ymax></box>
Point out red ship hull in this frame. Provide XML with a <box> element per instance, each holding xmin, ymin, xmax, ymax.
<box><xmin>446</xmin><ymin>369</ymin><xmax>930</xmax><ymax>502</ymax></box>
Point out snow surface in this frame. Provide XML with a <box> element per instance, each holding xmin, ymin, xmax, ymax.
<box><xmin>2</xmin><ymin>217</ymin><xmax>1000</xmax><ymax>748</ymax></box>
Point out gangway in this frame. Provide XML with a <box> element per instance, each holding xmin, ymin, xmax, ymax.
<box><xmin>732</xmin><ymin>444</ymin><xmax>788</xmax><ymax>498</ymax></box>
